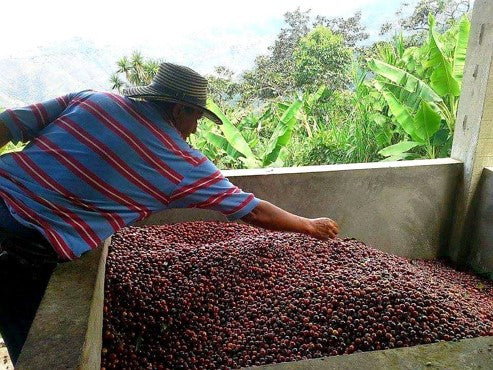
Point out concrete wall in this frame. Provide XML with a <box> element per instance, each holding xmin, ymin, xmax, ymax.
<box><xmin>467</xmin><ymin>167</ymin><xmax>493</xmax><ymax>279</ymax></box>
<box><xmin>140</xmin><ymin>159</ymin><xmax>462</xmax><ymax>259</ymax></box>
<box><xmin>16</xmin><ymin>240</ymin><xmax>109</xmax><ymax>370</ymax></box>
<box><xmin>259</xmin><ymin>335</ymin><xmax>493</xmax><ymax>370</ymax></box>
<box><xmin>450</xmin><ymin>0</ymin><xmax>493</xmax><ymax>263</ymax></box>
<box><xmin>15</xmin><ymin>159</ymin><xmax>487</xmax><ymax>370</ymax></box>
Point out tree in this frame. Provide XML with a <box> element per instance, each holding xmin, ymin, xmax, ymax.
<box><xmin>205</xmin><ymin>66</ymin><xmax>241</xmax><ymax>108</ymax></box>
<box><xmin>293</xmin><ymin>26</ymin><xmax>352</xmax><ymax>92</ymax></box>
<box><xmin>241</xmin><ymin>8</ymin><xmax>311</xmax><ymax>102</ymax></box>
<box><xmin>315</xmin><ymin>11</ymin><xmax>369</xmax><ymax>48</ymax></box>
<box><xmin>110</xmin><ymin>52</ymin><xmax>161</xmax><ymax>92</ymax></box>
<box><xmin>380</xmin><ymin>0</ymin><xmax>471</xmax><ymax>44</ymax></box>
<box><xmin>240</xmin><ymin>8</ymin><xmax>366</xmax><ymax>104</ymax></box>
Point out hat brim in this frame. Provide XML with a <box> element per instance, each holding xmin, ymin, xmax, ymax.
<box><xmin>123</xmin><ymin>86</ymin><xmax>223</xmax><ymax>125</ymax></box>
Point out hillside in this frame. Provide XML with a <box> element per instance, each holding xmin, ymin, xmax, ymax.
<box><xmin>0</xmin><ymin>38</ymin><xmax>121</xmax><ymax>107</ymax></box>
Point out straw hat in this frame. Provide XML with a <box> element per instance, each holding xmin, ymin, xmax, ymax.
<box><xmin>123</xmin><ymin>62</ymin><xmax>222</xmax><ymax>125</ymax></box>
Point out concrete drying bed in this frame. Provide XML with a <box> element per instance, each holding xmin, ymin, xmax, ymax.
<box><xmin>15</xmin><ymin>241</ymin><xmax>493</xmax><ymax>369</ymax></box>
<box><xmin>13</xmin><ymin>159</ymin><xmax>493</xmax><ymax>368</ymax></box>
<box><xmin>13</xmin><ymin>160</ymin><xmax>492</xmax><ymax>368</ymax></box>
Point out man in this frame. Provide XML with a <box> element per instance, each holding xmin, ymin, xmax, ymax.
<box><xmin>0</xmin><ymin>62</ymin><xmax>339</xmax><ymax>363</ymax></box>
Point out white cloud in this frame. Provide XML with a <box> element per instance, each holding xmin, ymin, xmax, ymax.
<box><xmin>1</xmin><ymin>0</ymin><xmax>378</xmax><ymax>54</ymax></box>
<box><xmin>4</xmin><ymin>0</ymin><xmax>474</xmax><ymax>74</ymax></box>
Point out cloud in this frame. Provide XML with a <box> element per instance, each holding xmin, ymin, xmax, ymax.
<box><xmin>6</xmin><ymin>0</ymin><xmax>458</xmax><ymax>74</ymax></box>
<box><xmin>2</xmin><ymin>0</ymin><xmax>379</xmax><ymax>52</ymax></box>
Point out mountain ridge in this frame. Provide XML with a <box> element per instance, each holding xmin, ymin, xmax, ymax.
<box><xmin>1</xmin><ymin>38</ymin><xmax>122</xmax><ymax>108</ymax></box>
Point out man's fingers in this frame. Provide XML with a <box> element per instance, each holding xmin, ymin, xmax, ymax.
<box><xmin>329</xmin><ymin>219</ymin><xmax>339</xmax><ymax>234</ymax></box>
<box><xmin>325</xmin><ymin>220</ymin><xmax>338</xmax><ymax>236</ymax></box>
<box><xmin>323</xmin><ymin>226</ymin><xmax>336</xmax><ymax>240</ymax></box>
<box><xmin>310</xmin><ymin>218</ymin><xmax>339</xmax><ymax>240</ymax></box>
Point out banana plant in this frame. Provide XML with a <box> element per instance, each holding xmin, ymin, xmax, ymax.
<box><xmin>262</xmin><ymin>99</ymin><xmax>303</xmax><ymax>166</ymax></box>
<box><xmin>368</xmin><ymin>14</ymin><xmax>470</xmax><ymax>160</ymax></box>
<box><xmin>374</xmin><ymin>81</ymin><xmax>441</xmax><ymax>160</ymax></box>
<box><xmin>201</xmin><ymin>98</ymin><xmax>303</xmax><ymax>169</ymax></box>
<box><xmin>452</xmin><ymin>16</ymin><xmax>471</xmax><ymax>84</ymax></box>
<box><xmin>204</xmin><ymin>100</ymin><xmax>260</xmax><ymax>168</ymax></box>
<box><xmin>298</xmin><ymin>85</ymin><xmax>329</xmax><ymax>137</ymax></box>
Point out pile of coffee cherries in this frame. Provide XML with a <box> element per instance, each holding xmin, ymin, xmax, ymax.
<box><xmin>101</xmin><ymin>222</ymin><xmax>493</xmax><ymax>369</ymax></box>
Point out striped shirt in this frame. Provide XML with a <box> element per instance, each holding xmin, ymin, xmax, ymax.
<box><xmin>0</xmin><ymin>90</ymin><xmax>259</xmax><ymax>260</ymax></box>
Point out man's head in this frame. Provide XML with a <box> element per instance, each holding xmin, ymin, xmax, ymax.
<box><xmin>156</xmin><ymin>101</ymin><xmax>204</xmax><ymax>140</ymax></box>
<box><xmin>122</xmin><ymin>62</ymin><xmax>222</xmax><ymax>127</ymax></box>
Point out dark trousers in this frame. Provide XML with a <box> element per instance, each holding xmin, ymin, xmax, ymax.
<box><xmin>0</xmin><ymin>200</ymin><xmax>59</xmax><ymax>365</ymax></box>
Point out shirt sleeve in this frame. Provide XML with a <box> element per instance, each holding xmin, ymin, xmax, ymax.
<box><xmin>0</xmin><ymin>92</ymin><xmax>77</xmax><ymax>144</ymax></box>
<box><xmin>169</xmin><ymin>158</ymin><xmax>260</xmax><ymax>220</ymax></box>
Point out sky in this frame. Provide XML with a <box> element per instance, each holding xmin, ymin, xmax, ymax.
<box><xmin>0</xmin><ymin>0</ymin><xmax>474</xmax><ymax>75</ymax></box>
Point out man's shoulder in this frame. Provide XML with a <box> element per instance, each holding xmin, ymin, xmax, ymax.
<box><xmin>74</xmin><ymin>90</ymin><xmax>119</xmax><ymax>99</ymax></box>
<box><xmin>70</xmin><ymin>90</ymin><xmax>139</xmax><ymax>109</ymax></box>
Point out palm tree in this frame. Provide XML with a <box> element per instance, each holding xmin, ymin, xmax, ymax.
<box><xmin>111</xmin><ymin>52</ymin><xmax>162</xmax><ymax>91</ymax></box>
<box><xmin>110</xmin><ymin>73</ymin><xmax>125</xmax><ymax>92</ymax></box>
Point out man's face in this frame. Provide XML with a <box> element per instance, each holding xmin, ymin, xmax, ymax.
<box><xmin>172</xmin><ymin>105</ymin><xmax>204</xmax><ymax>140</ymax></box>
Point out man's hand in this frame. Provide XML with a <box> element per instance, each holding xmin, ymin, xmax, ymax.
<box><xmin>308</xmin><ymin>218</ymin><xmax>339</xmax><ymax>240</ymax></box>
<box><xmin>241</xmin><ymin>200</ymin><xmax>339</xmax><ymax>240</ymax></box>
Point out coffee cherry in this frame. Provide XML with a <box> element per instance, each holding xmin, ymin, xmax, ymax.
<box><xmin>101</xmin><ymin>222</ymin><xmax>493</xmax><ymax>369</ymax></box>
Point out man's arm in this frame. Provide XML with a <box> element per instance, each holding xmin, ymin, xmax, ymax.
<box><xmin>0</xmin><ymin>120</ymin><xmax>12</xmax><ymax>148</ymax></box>
<box><xmin>241</xmin><ymin>199</ymin><xmax>339</xmax><ymax>240</ymax></box>
<box><xmin>0</xmin><ymin>92</ymin><xmax>78</xmax><ymax>145</ymax></box>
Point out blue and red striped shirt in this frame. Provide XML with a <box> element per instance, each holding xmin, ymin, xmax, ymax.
<box><xmin>0</xmin><ymin>90</ymin><xmax>259</xmax><ymax>260</ymax></box>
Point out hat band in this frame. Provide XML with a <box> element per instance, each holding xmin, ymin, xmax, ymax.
<box><xmin>150</xmin><ymin>83</ymin><xmax>206</xmax><ymax>106</ymax></box>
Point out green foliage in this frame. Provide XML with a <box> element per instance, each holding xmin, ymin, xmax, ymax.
<box><xmin>206</xmin><ymin>100</ymin><xmax>260</xmax><ymax>168</ymax></box>
<box><xmin>293</xmin><ymin>26</ymin><xmax>352</xmax><ymax>91</ymax></box>
<box><xmin>110</xmin><ymin>2</ymin><xmax>471</xmax><ymax>168</ymax></box>
<box><xmin>379</xmin><ymin>0</ymin><xmax>471</xmax><ymax>44</ymax></box>
<box><xmin>110</xmin><ymin>52</ymin><xmax>161</xmax><ymax>92</ymax></box>
<box><xmin>196</xmin><ymin>98</ymin><xmax>303</xmax><ymax>169</ymax></box>
<box><xmin>205</xmin><ymin>66</ymin><xmax>241</xmax><ymax>108</ymax></box>
<box><xmin>285</xmin><ymin>70</ymin><xmax>395</xmax><ymax>166</ymax></box>
<box><xmin>285</xmin><ymin>130</ymin><xmax>347</xmax><ymax>166</ymax></box>
<box><xmin>369</xmin><ymin>14</ymin><xmax>470</xmax><ymax>160</ymax></box>
<box><xmin>240</xmin><ymin>9</ymin><xmax>363</xmax><ymax>104</ymax></box>
<box><xmin>452</xmin><ymin>16</ymin><xmax>471</xmax><ymax>85</ymax></box>
<box><xmin>240</xmin><ymin>9</ymin><xmax>310</xmax><ymax>102</ymax></box>
<box><xmin>314</xmin><ymin>10</ymin><xmax>369</xmax><ymax>48</ymax></box>
<box><xmin>0</xmin><ymin>141</ymin><xmax>25</xmax><ymax>155</ymax></box>
<box><xmin>263</xmin><ymin>99</ymin><xmax>302</xmax><ymax>166</ymax></box>
<box><xmin>427</xmin><ymin>15</ymin><xmax>460</xmax><ymax>97</ymax></box>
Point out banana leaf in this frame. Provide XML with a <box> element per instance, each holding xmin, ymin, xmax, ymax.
<box><xmin>206</xmin><ymin>99</ymin><xmax>257</xmax><ymax>161</ymax></box>
<box><xmin>373</xmin><ymin>81</ymin><xmax>423</xmax><ymax>143</ymax></box>
<box><xmin>427</xmin><ymin>14</ymin><xmax>461</xmax><ymax>97</ymax></box>
<box><xmin>414</xmin><ymin>101</ymin><xmax>442</xmax><ymax>143</ymax></box>
<box><xmin>395</xmin><ymin>34</ymin><xmax>405</xmax><ymax>59</ymax></box>
<box><xmin>384</xmin><ymin>81</ymin><xmax>422</xmax><ymax>112</ymax></box>
<box><xmin>239</xmin><ymin>156</ymin><xmax>262</xmax><ymax>169</ymax></box>
<box><xmin>378</xmin><ymin>141</ymin><xmax>422</xmax><ymax>157</ymax></box>
<box><xmin>381</xmin><ymin>152</ymin><xmax>420</xmax><ymax>161</ymax></box>
<box><xmin>368</xmin><ymin>59</ymin><xmax>442</xmax><ymax>103</ymax></box>
<box><xmin>453</xmin><ymin>16</ymin><xmax>471</xmax><ymax>84</ymax></box>
<box><xmin>263</xmin><ymin>99</ymin><xmax>303</xmax><ymax>166</ymax></box>
<box><xmin>202</xmin><ymin>132</ymin><xmax>242</xmax><ymax>160</ymax></box>
<box><xmin>305</xmin><ymin>86</ymin><xmax>327</xmax><ymax>108</ymax></box>
<box><xmin>0</xmin><ymin>142</ymin><xmax>25</xmax><ymax>155</ymax></box>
